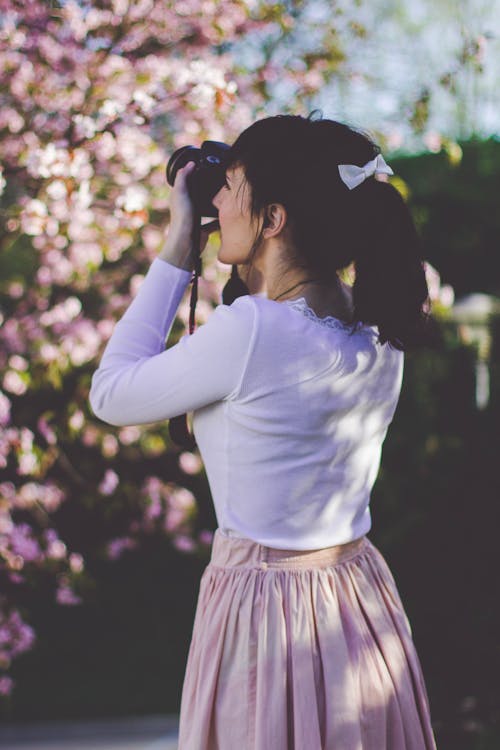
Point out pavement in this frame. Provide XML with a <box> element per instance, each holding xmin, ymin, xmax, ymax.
<box><xmin>0</xmin><ymin>715</ymin><xmax>180</xmax><ymax>750</ymax></box>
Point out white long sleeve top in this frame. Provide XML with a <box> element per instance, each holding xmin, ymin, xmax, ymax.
<box><xmin>89</xmin><ymin>257</ymin><xmax>404</xmax><ymax>550</ymax></box>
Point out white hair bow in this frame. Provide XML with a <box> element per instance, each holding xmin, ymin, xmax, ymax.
<box><xmin>338</xmin><ymin>154</ymin><xmax>394</xmax><ymax>190</ymax></box>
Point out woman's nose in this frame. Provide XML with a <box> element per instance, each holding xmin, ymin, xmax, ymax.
<box><xmin>212</xmin><ymin>188</ymin><xmax>222</xmax><ymax>209</ymax></box>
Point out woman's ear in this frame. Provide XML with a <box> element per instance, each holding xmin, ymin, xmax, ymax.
<box><xmin>263</xmin><ymin>203</ymin><xmax>287</xmax><ymax>237</ymax></box>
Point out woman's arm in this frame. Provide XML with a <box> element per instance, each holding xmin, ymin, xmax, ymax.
<box><xmin>88</xmin><ymin>257</ymin><xmax>257</xmax><ymax>426</ymax></box>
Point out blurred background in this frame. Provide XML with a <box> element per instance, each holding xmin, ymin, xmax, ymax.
<box><xmin>1</xmin><ymin>1</ymin><xmax>499</xmax><ymax>748</ymax></box>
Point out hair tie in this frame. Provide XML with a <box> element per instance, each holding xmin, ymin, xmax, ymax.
<box><xmin>338</xmin><ymin>154</ymin><xmax>394</xmax><ymax>190</ymax></box>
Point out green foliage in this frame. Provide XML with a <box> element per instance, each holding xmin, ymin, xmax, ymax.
<box><xmin>390</xmin><ymin>136</ymin><xmax>500</xmax><ymax>298</ymax></box>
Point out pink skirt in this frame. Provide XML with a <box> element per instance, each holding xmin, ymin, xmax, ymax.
<box><xmin>177</xmin><ymin>528</ymin><xmax>437</xmax><ymax>749</ymax></box>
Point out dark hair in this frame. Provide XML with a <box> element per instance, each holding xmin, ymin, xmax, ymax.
<box><xmin>224</xmin><ymin>111</ymin><xmax>431</xmax><ymax>351</ymax></box>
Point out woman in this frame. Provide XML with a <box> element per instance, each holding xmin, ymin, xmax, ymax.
<box><xmin>89</xmin><ymin>113</ymin><xmax>437</xmax><ymax>749</ymax></box>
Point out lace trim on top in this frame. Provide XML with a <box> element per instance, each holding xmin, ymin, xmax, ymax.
<box><xmin>282</xmin><ymin>296</ymin><xmax>377</xmax><ymax>334</ymax></box>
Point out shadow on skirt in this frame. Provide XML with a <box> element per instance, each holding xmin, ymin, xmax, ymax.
<box><xmin>177</xmin><ymin>528</ymin><xmax>437</xmax><ymax>749</ymax></box>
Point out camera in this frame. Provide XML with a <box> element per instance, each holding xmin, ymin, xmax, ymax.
<box><xmin>165</xmin><ymin>139</ymin><xmax>249</xmax><ymax>451</ymax></box>
<box><xmin>166</xmin><ymin>140</ymin><xmax>231</xmax><ymax>230</ymax></box>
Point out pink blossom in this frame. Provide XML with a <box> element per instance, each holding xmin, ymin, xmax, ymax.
<box><xmin>40</xmin><ymin>297</ymin><xmax>82</xmax><ymax>327</ymax></box>
<box><xmin>98</xmin><ymin>469</ymin><xmax>119</xmax><ymax>495</ymax></box>
<box><xmin>42</xmin><ymin>252</ymin><xmax>73</xmax><ymax>284</ymax></box>
<box><xmin>26</xmin><ymin>143</ymin><xmax>70</xmax><ymax>180</ymax></box>
<box><xmin>61</xmin><ymin>321</ymin><xmax>102</xmax><ymax>366</ymax></box>
<box><xmin>106</xmin><ymin>536</ymin><xmax>138</xmax><ymax>560</ymax></box>
<box><xmin>16</xmin><ymin>483</ymin><xmax>65</xmax><ymax>513</ymax></box>
<box><xmin>118</xmin><ymin>425</ymin><xmax>141</xmax><ymax>444</ymax></box>
<box><xmin>169</xmin><ymin>486</ymin><xmax>196</xmax><ymax>511</ymax></box>
<box><xmin>116</xmin><ymin>185</ymin><xmax>149</xmax><ymax>213</ymax></box>
<box><xmin>129</xmin><ymin>274</ymin><xmax>146</xmax><ymax>296</ymax></box>
<box><xmin>146</xmin><ymin>494</ymin><xmax>163</xmax><ymax>522</ymax></box>
<box><xmin>0</xmin><ymin>482</ymin><xmax>16</xmax><ymax>504</ymax></box>
<box><xmin>9</xmin><ymin>523</ymin><xmax>43</xmax><ymax>564</ymax></box>
<box><xmin>62</xmin><ymin>0</ymin><xmax>88</xmax><ymax>41</ymax></box>
<box><xmin>20</xmin><ymin>198</ymin><xmax>48</xmax><ymax>235</ymax></box>
<box><xmin>141</xmin><ymin>225</ymin><xmax>163</xmax><ymax>254</ymax></box>
<box><xmin>198</xmin><ymin>529</ymin><xmax>214</xmax><ymax>546</ymax></box>
<box><xmin>424</xmin><ymin>131</ymin><xmax>443</xmax><ymax>153</ymax></box>
<box><xmin>0</xmin><ymin>627</ymin><xmax>10</xmax><ymax>646</ymax></box>
<box><xmin>8</xmin><ymin>355</ymin><xmax>28</xmax><ymax>371</ymax></box>
<box><xmin>0</xmin><ymin>453</ymin><xmax>8</xmax><ymax>471</ymax></box>
<box><xmin>439</xmin><ymin>284</ymin><xmax>455</xmax><ymax>308</ymax></box>
<box><xmin>97</xmin><ymin>320</ymin><xmax>115</xmax><ymax>341</ymax></box>
<box><xmin>6</xmin><ymin>218</ymin><xmax>20</xmax><ymax>232</ymax></box>
<box><xmin>46</xmin><ymin>538</ymin><xmax>67</xmax><ymax>560</ymax></box>
<box><xmin>37</xmin><ymin>415</ymin><xmax>57</xmax><ymax>446</ymax></box>
<box><xmin>44</xmin><ymin>485</ymin><xmax>66</xmax><ymax>511</ymax></box>
<box><xmin>0</xmin><ymin>608</ymin><xmax>36</xmax><ymax>662</ymax></box>
<box><xmin>68</xmin><ymin>410</ymin><xmax>84</xmax><ymax>431</ymax></box>
<box><xmin>3</xmin><ymin>370</ymin><xmax>28</xmax><ymax>395</ymax></box>
<box><xmin>8</xmin><ymin>618</ymin><xmax>36</xmax><ymax>655</ymax></box>
<box><xmin>19</xmin><ymin>427</ymin><xmax>36</xmax><ymax>451</ymax></box>
<box><xmin>164</xmin><ymin>507</ymin><xmax>189</xmax><ymax>531</ymax></box>
<box><xmin>15</xmin><ymin>482</ymin><xmax>45</xmax><ymax>509</ymax></box>
<box><xmin>0</xmin><ymin>427</ymin><xmax>19</xmax><ymax>466</ymax></box>
<box><xmin>82</xmin><ymin>425</ymin><xmax>100</xmax><ymax>446</ymax></box>
<box><xmin>8</xmin><ymin>572</ymin><xmax>25</xmax><ymax>584</ymax></box>
<box><xmin>8</xmin><ymin>555</ymin><xmax>24</xmax><ymax>572</ymax></box>
<box><xmin>7</xmin><ymin>281</ymin><xmax>24</xmax><ymax>299</ymax></box>
<box><xmin>178</xmin><ymin>451</ymin><xmax>203</xmax><ymax>475</ymax></box>
<box><xmin>56</xmin><ymin>584</ymin><xmax>82</xmax><ymax>606</ymax></box>
<box><xmin>17</xmin><ymin>451</ymin><xmax>39</xmax><ymax>476</ymax></box>
<box><xmin>38</xmin><ymin>343</ymin><xmax>60</xmax><ymax>363</ymax></box>
<box><xmin>101</xmin><ymin>434</ymin><xmax>119</xmax><ymax>457</ymax></box>
<box><xmin>142</xmin><ymin>476</ymin><xmax>163</xmax><ymax>503</ymax></box>
<box><xmin>92</xmin><ymin>131</ymin><xmax>117</xmax><ymax>160</ymax></box>
<box><xmin>0</xmin><ymin>512</ymin><xmax>13</xmax><ymax>535</ymax></box>
<box><xmin>172</xmin><ymin>534</ymin><xmax>196</xmax><ymax>553</ymax></box>
<box><xmin>68</xmin><ymin>242</ymin><xmax>103</xmax><ymax>270</ymax></box>
<box><xmin>69</xmin><ymin>553</ymin><xmax>84</xmax><ymax>573</ymax></box>
<box><xmin>43</xmin><ymin>528</ymin><xmax>58</xmax><ymax>545</ymax></box>
<box><xmin>0</xmin><ymin>391</ymin><xmax>11</xmax><ymax>426</ymax></box>
<box><xmin>1</xmin><ymin>319</ymin><xmax>24</xmax><ymax>350</ymax></box>
<box><xmin>46</xmin><ymin>179</ymin><xmax>67</xmax><ymax>200</ymax></box>
<box><xmin>0</xmin><ymin>676</ymin><xmax>14</xmax><ymax>696</ymax></box>
<box><xmin>142</xmin><ymin>476</ymin><xmax>173</xmax><ymax>525</ymax></box>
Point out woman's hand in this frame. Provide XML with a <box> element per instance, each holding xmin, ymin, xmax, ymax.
<box><xmin>159</xmin><ymin>161</ymin><xmax>210</xmax><ymax>271</ymax></box>
<box><xmin>168</xmin><ymin>161</ymin><xmax>197</xmax><ymax>236</ymax></box>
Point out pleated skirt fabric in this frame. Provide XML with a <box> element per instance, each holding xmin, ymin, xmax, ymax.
<box><xmin>177</xmin><ymin>528</ymin><xmax>437</xmax><ymax>750</ymax></box>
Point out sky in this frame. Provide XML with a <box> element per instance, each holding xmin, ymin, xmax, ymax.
<box><xmin>237</xmin><ymin>0</ymin><xmax>500</xmax><ymax>155</ymax></box>
<box><xmin>327</xmin><ymin>0</ymin><xmax>500</xmax><ymax>152</ymax></box>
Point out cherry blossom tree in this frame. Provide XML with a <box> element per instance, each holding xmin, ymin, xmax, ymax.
<box><xmin>0</xmin><ymin>0</ymin><xmax>373</xmax><ymax>699</ymax></box>
<box><xmin>0</xmin><ymin>0</ymin><xmax>464</xmax><ymax>698</ymax></box>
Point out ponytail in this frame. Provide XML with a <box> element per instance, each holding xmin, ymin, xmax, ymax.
<box><xmin>349</xmin><ymin>179</ymin><xmax>431</xmax><ymax>351</ymax></box>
